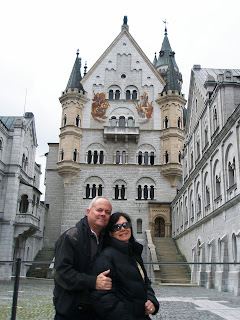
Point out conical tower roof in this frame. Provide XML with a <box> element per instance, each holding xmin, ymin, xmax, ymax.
<box><xmin>162</xmin><ymin>54</ymin><xmax>180</xmax><ymax>93</ymax></box>
<box><xmin>66</xmin><ymin>50</ymin><xmax>85</xmax><ymax>92</ymax></box>
<box><xmin>155</xmin><ymin>26</ymin><xmax>178</xmax><ymax>71</ymax></box>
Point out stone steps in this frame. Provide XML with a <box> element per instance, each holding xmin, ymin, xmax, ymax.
<box><xmin>152</xmin><ymin>237</ymin><xmax>191</xmax><ymax>284</ymax></box>
<box><xmin>26</xmin><ymin>248</ymin><xmax>54</xmax><ymax>278</ymax></box>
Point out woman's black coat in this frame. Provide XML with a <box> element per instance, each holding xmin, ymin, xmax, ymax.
<box><xmin>90</xmin><ymin>237</ymin><xmax>159</xmax><ymax>320</ymax></box>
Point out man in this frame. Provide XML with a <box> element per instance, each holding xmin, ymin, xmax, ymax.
<box><xmin>53</xmin><ymin>196</ymin><xmax>112</xmax><ymax>320</ymax></box>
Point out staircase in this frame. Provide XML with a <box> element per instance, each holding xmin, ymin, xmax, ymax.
<box><xmin>26</xmin><ymin>248</ymin><xmax>54</xmax><ymax>278</ymax></box>
<box><xmin>152</xmin><ymin>237</ymin><xmax>191</xmax><ymax>284</ymax></box>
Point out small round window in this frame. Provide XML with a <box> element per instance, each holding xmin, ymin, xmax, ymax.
<box><xmin>121</xmin><ymin>74</ymin><xmax>126</xmax><ymax>79</ymax></box>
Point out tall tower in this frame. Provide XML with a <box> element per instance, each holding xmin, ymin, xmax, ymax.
<box><xmin>57</xmin><ymin>51</ymin><xmax>89</xmax><ymax>186</ymax></box>
<box><xmin>155</xmin><ymin>27</ymin><xmax>187</xmax><ymax>187</ymax></box>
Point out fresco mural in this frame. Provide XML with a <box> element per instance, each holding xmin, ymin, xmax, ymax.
<box><xmin>91</xmin><ymin>92</ymin><xmax>110</xmax><ymax>120</ymax></box>
<box><xmin>135</xmin><ymin>92</ymin><xmax>153</xmax><ymax>122</ymax></box>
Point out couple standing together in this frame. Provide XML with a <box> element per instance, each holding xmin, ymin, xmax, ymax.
<box><xmin>53</xmin><ymin>196</ymin><xmax>159</xmax><ymax>320</ymax></box>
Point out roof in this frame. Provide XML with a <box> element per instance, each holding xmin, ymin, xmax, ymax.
<box><xmin>66</xmin><ymin>50</ymin><xmax>85</xmax><ymax>92</ymax></box>
<box><xmin>81</xmin><ymin>18</ymin><xmax>165</xmax><ymax>86</ymax></box>
<box><xmin>155</xmin><ymin>27</ymin><xmax>179</xmax><ymax>71</ymax></box>
<box><xmin>193</xmin><ymin>67</ymin><xmax>240</xmax><ymax>85</ymax></box>
<box><xmin>0</xmin><ymin>116</ymin><xmax>22</xmax><ymax>130</ymax></box>
<box><xmin>162</xmin><ymin>55</ymin><xmax>180</xmax><ymax>93</ymax></box>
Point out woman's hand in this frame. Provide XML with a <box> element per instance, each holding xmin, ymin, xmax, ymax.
<box><xmin>145</xmin><ymin>299</ymin><xmax>156</xmax><ymax>315</ymax></box>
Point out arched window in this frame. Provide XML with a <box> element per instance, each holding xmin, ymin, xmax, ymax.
<box><xmin>86</xmin><ymin>184</ymin><xmax>90</xmax><ymax>198</ymax></box>
<box><xmin>99</xmin><ymin>151</ymin><xmax>104</xmax><ymax>164</ymax></box>
<box><xmin>196</xmin><ymin>141</ymin><xmax>200</xmax><ymax>159</ymax></box>
<box><xmin>165</xmin><ymin>151</ymin><xmax>169</xmax><ymax>163</ymax></box>
<box><xmin>19</xmin><ymin>195</ymin><xmax>29</xmax><ymax>213</ymax></box>
<box><xmin>232</xmin><ymin>233</ymin><xmax>237</xmax><ymax>262</ymax></box>
<box><xmin>119</xmin><ymin>116</ymin><xmax>125</xmax><ymax>127</ymax></box>
<box><xmin>60</xmin><ymin>149</ymin><xmax>64</xmax><ymax>161</ymax></box>
<box><xmin>111</xmin><ymin>116</ymin><xmax>117</xmax><ymax>127</ymax></box>
<box><xmin>191</xmin><ymin>152</ymin><xmax>194</xmax><ymax>168</ymax></box>
<box><xmin>25</xmin><ymin>157</ymin><xmax>28</xmax><ymax>170</ymax></box>
<box><xmin>115</xmin><ymin>185</ymin><xmax>119</xmax><ymax>199</ymax></box>
<box><xmin>122</xmin><ymin>151</ymin><xmax>126</xmax><ymax>164</ymax></box>
<box><xmin>73</xmin><ymin>149</ymin><xmax>77</xmax><ymax>162</ymax></box>
<box><xmin>132</xmin><ymin>90</ymin><xmax>137</xmax><ymax>100</ymax></box>
<box><xmin>137</xmin><ymin>219</ymin><xmax>142</xmax><ymax>234</ymax></box>
<box><xmin>228</xmin><ymin>158</ymin><xmax>235</xmax><ymax>187</ymax></box>
<box><xmin>0</xmin><ymin>139</ymin><xmax>2</xmax><ymax>151</ymax></box>
<box><xmin>178</xmin><ymin>151</ymin><xmax>182</xmax><ymax>163</ymax></box>
<box><xmin>98</xmin><ymin>184</ymin><xmax>103</xmax><ymax>196</ymax></box>
<box><xmin>137</xmin><ymin>185</ymin><xmax>142</xmax><ymax>200</ymax></box>
<box><xmin>213</xmin><ymin>108</ymin><xmax>218</xmax><ymax>131</ymax></box>
<box><xmin>216</xmin><ymin>175</ymin><xmax>221</xmax><ymax>198</ymax></box>
<box><xmin>150</xmin><ymin>152</ymin><xmax>154</xmax><ymax>165</ymax></box>
<box><xmin>93</xmin><ymin>151</ymin><xmax>98</xmax><ymax>164</ymax></box>
<box><xmin>63</xmin><ymin>114</ymin><xmax>67</xmax><ymax>126</ymax></box>
<box><xmin>144</xmin><ymin>185</ymin><xmax>148</xmax><ymax>199</ymax></box>
<box><xmin>76</xmin><ymin>115</ymin><xmax>80</xmax><ymax>127</ymax></box>
<box><xmin>92</xmin><ymin>184</ymin><xmax>97</xmax><ymax>198</ymax></box>
<box><xmin>178</xmin><ymin>117</ymin><xmax>181</xmax><ymax>128</ymax></box>
<box><xmin>150</xmin><ymin>185</ymin><xmax>154</xmax><ymax>200</ymax></box>
<box><xmin>197</xmin><ymin>195</ymin><xmax>201</xmax><ymax>213</ymax></box>
<box><xmin>87</xmin><ymin>150</ymin><xmax>92</xmax><ymax>164</ymax></box>
<box><xmin>205</xmin><ymin>128</ymin><xmax>208</xmax><ymax>146</ymax></box>
<box><xmin>109</xmin><ymin>90</ymin><xmax>114</xmax><ymax>99</ymax></box>
<box><xmin>195</xmin><ymin>99</ymin><xmax>198</xmax><ymax>112</ymax></box>
<box><xmin>116</xmin><ymin>151</ymin><xmax>120</xmax><ymax>164</ymax></box>
<box><xmin>115</xmin><ymin>90</ymin><xmax>120</xmax><ymax>100</ymax></box>
<box><xmin>138</xmin><ymin>151</ymin><xmax>142</xmax><ymax>165</ymax></box>
<box><xmin>126</xmin><ymin>90</ymin><xmax>131</xmax><ymax>100</ymax></box>
<box><xmin>144</xmin><ymin>151</ymin><xmax>148</xmax><ymax>165</ymax></box>
<box><xmin>121</xmin><ymin>185</ymin><xmax>125</xmax><ymax>199</ymax></box>
<box><xmin>22</xmin><ymin>154</ymin><xmax>25</xmax><ymax>168</ymax></box>
<box><xmin>206</xmin><ymin>186</ymin><xmax>210</xmax><ymax>205</ymax></box>
<box><xmin>128</xmin><ymin>117</ymin><xmax>133</xmax><ymax>127</ymax></box>
<box><xmin>164</xmin><ymin>116</ymin><xmax>168</xmax><ymax>128</ymax></box>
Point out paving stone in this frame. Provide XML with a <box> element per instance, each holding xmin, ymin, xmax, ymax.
<box><xmin>0</xmin><ymin>279</ymin><xmax>240</xmax><ymax>320</ymax></box>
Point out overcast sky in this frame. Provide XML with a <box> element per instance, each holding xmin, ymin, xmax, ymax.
<box><xmin>1</xmin><ymin>0</ymin><xmax>239</xmax><ymax>198</ymax></box>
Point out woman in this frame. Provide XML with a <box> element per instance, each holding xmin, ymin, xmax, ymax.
<box><xmin>91</xmin><ymin>212</ymin><xmax>159</xmax><ymax>320</ymax></box>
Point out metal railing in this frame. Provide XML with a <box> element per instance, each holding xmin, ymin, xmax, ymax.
<box><xmin>0</xmin><ymin>259</ymin><xmax>240</xmax><ymax>319</ymax></box>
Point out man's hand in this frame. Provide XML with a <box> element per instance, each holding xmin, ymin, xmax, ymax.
<box><xmin>145</xmin><ymin>299</ymin><xmax>155</xmax><ymax>315</ymax></box>
<box><xmin>96</xmin><ymin>269</ymin><xmax>112</xmax><ymax>290</ymax></box>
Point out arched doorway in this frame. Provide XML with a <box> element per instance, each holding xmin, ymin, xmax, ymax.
<box><xmin>154</xmin><ymin>217</ymin><xmax>165</xmax><ymax>237</ymax></box>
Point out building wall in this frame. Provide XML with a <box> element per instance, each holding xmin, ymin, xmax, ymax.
<box><xmin>172</xmin><ymin>67</ymin><xmax>240</xmax><ymax>294</ymax></box>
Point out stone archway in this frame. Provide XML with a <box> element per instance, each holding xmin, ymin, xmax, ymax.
<box><xmin>154</xmin><ymin>217</ymin><xmax>165</xmax><ymax>237</ymax></box>
<box><xmin>149</xmin><ymin>203</ymin><xmax>171</xmax><ymax>237</ymax></box>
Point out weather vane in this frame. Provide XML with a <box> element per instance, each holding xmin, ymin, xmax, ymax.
<box><xmin>163</xmin><ymin>19</ymin><xmax>168</xmax><ymax>34</ymax></box>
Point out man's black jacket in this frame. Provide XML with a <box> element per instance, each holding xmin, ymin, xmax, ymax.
<box><xmin>53</xmin><ymin>216</ymin><xmax>99</xmax><ymax>316</ymax></box>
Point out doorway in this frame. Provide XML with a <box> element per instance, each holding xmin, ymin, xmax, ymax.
<box><xmin>154</xmin><ymin>217</ymin><xmax>165</xmax><ymax>237</ymax></box>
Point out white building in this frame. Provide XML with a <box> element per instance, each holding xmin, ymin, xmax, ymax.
<box><xmin>172</xmin><ymin>66</ymin><xmax>240</xmax><ymax>295</ymax></box>
<box><xmin>0</xmin><ymin>112</ymin><xmax>47</xmax><ymax>279</ymax></box>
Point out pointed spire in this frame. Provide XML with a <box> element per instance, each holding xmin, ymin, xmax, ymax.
<box><xmin>162</xmin><ymin>54</ymin><xmax>180</xmax><ymax>93</ymax></box>
<box><xmin>153</xmin><ymin>52</ymin><xmax>157</xmax><ymax>66</ymax></box>
<box><xmin>66</xmin><ymin>50</ymin><xmax>85</xmax><ymax>92</ymax></box>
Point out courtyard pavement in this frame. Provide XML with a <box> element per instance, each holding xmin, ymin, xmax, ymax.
<box><xmin>0</xmin><ymin>278</ymin><xmax>240</xmax><ymax>320</ymax></box>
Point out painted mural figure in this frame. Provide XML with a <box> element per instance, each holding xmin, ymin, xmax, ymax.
<box><xmin>135</xmin><ymin>92</ymin><xmax>153</xmax><ymax>120</ymax></box>
<box><xmin>91</xmin><ymin>92</ymin><xmax>110</xmax><ymax>120</ymax></box>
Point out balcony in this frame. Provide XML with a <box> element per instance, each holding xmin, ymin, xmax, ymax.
<box><xmin>103</xmin><ymin>126</ymin><xmax>139</xmax><ymax>143</ymax></box>
<box><xmin>14</xmin><ymin>213</ymin><xmax>40</xmax><ymax>237</ymax></box>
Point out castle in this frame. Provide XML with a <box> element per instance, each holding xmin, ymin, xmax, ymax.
<box><xmin>1</xmin><ymin>17</ymin><xmax>239</xmax><ymax>295</ymax></box>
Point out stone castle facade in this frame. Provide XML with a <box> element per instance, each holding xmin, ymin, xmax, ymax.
<box><xmin>44</xmin><ymin>17</ymin><xmax>186</xmax><ymax>252</ymax></box>
<box><xmin>0</xmin><ymin>112</ymin><xmax>47</xmax><ymax>279</ymax></box>
<box><xmin>172</xmin><ymin>66</ymin><xmax>240</xmax><ymax>295</ymax></box>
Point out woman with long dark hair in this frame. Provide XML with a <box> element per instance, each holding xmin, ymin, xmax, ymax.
<box><xmin>91</xmin><ymin>212</ymin><xmax>159</xmax><ymax>320</ymax></box>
